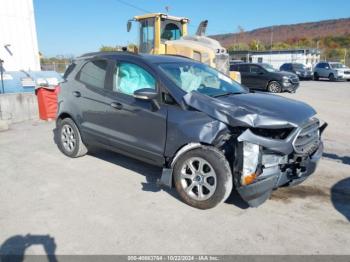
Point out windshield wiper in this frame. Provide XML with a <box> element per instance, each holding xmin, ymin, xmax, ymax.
<box><xmin>213</xmin><ymin>92</ymin><xmax>243</xmax><ymax>98</ymax></box>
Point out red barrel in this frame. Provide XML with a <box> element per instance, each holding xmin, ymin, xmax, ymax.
<box><xmin>36</xmin><ymin>87</ymin><xmax>58</xmax><ymax>120</ymax></box>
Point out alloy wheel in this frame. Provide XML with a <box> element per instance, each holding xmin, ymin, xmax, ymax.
<box><xmin>180</xmin><ymin>157</ymin><xmax>217</xmax><ymax>201</ymax></box>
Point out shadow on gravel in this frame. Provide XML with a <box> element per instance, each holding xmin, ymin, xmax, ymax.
<box><xmin>88</xmin><ymin>147</ymin><xmax>179</xmax><ymax>197</ymax></box>
<box><xmin>53</xmin><ymin>127</ymin><xmax>249</xmax><ymax>209</ymax></box>
<box><xmin>331</xmin><ymin>178</ymin><xmax>350</xmax><ymax>222</ymax></box>
<box><xmin>0</xmin><ymin>234</ymin><xmax>57</xmax><ymax>262</ymax></box>
<box><xmin>323</xmin><ymin>152</ymin><xmax>350</xmax><ymax>165</ymax></box>
<box><xmin>88</xmin><ymin>147</ymin><xmax>248</xmax><ymax>209</ymax></box>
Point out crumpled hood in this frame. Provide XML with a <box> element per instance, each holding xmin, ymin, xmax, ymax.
<box><xmin>183</xmin><ymin>92</ymin><xmax>316</xmax><ymax>128</ymax></box>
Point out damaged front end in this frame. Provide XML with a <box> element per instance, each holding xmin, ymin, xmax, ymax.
<box><xmin>233</xmin><ymin>118</ymin><xmax>327</xmax><ymax>207</ymax></box>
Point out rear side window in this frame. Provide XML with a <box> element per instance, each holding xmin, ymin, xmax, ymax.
<box><xmin>239</xmin><ymin>65</ymin><xmax>249</xmax><ymax>72</ymax></box>
<box><xmin>281</xmin><ymin>64</ymin><xmax>291</xmax><ymax>70</ymax></box>
<box><xmin>317</xmin><ymin>63</ymin><xmax>327</xmax><ymax>69</ymax></box>
<box><xmin>63</xmin><ymin>63</ymin><xmax>76</xmax><ymax>79</ymax></box>
<box><xmin>78</xmin><ymin>60</ymin><xmax>108</xmax><ymax>89</ymax></box>
<box><xmin>230</xmin><ymin>64</ymin><xmax>238</xmax><ymax>71</ymax></box>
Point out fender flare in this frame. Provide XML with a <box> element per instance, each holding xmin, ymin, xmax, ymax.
<box><xmin>157</xmin><ymin>143</ymin><xmax>208</xmax><ymax>188</ymax></box>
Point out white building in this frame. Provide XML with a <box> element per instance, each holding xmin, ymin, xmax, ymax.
<box><xmin>231</xmin><ymin>49</ymin><xmax>321</xmax><ymax>69</ymax></box>
<box><xmin>0</xmin><ymin>0</ymin><xmax>40</xmax><ymax>71</ymax></box>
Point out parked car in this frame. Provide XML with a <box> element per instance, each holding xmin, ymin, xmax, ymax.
<box><xmin>280</xmin><ymin>63</ymin><xmax>313</xmax><ymax>80</ymax></box>
<box><xmin>230</xmin><ymin>63</ymin><xmax>299</xmax><ymax>93</ymax></box>
<box><xmin>229</xmin><ymin>60</ymin><xmax>244</xmax><ymax>65</ymax></box>
<box><xmin>56</xmin><ymin>52</ymin><xmax>326</xmax><ymax>209</ymax></box>
<box><xmin>313</xmin><ymin>61</ymin><xmax>350</xmax><ymax>81</ymax></box>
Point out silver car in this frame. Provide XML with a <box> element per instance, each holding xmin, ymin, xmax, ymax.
<box><xmin>313</xmin><ymin>61</ymin><xmax>350</xmax><ymax>81</ymax></box>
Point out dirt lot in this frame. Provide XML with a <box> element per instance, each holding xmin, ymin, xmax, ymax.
<box><xmin>0</xmin><ymin>80</ymin><xmax>349</xmax><ymax>255</ymax></box>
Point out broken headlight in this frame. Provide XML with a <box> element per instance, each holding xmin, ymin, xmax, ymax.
<box><xmin>241</xmin><ymin>141</ymin><xmax>261</xmax><ymax>185</ymax></box>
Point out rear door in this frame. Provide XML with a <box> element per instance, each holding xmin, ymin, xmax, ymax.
<box><xmin>102</xmin><ymin>57</ymin><xmax>167</xmax><ymax>166</ymax></box>
<box><xmin>237</xmin><ymin>64</ymin><xmax>251</xmax><ymax>87</ymax></box>
<box><xmin>74</xmin><ymin>58</ymin><xmax>112</xmax><ymax>145</ymax></box>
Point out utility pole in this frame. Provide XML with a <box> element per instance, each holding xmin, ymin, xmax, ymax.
<box><xmin>270</xmin><ymin>26</ymin><xmax>274</xmax><ymax>64</ymax></box>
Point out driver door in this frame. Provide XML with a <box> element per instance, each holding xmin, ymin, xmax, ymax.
<box><xmin>248</xmin><ymin>65</ymin><xmax>267</xmax><ymax>89</ymax></box>
<box><xmin>102</xmin><ymin>58</ymin><xmax>167</xmax><ymax>166</ymax></box>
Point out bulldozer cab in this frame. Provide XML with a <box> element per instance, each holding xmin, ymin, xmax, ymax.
<box><xmin>128</xmin><ymin>13</ymin><xmax>189</xmax><ymax>54</ymax></box>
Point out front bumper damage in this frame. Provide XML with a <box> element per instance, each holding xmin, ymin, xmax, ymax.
<box><xmin>235</xmin><ymin>122</ymin><xmax>326</xmax><ymax>207</ymax></box>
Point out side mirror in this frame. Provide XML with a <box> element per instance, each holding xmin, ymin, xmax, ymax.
<box><xmin>134</xmin><ymin>88</ymin><xmax>159</xmax><ymax>111</ymax></box>
<box><xmin>127</xmin><ymin>20</ymin><xmax>132</xmax><ymax>32</ymax></box>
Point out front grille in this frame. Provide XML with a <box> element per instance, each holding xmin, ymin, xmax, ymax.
<box><xmin>293</xmin><ymin>118</ymin><xmax>320</xmax><ymax>155</ymax></box>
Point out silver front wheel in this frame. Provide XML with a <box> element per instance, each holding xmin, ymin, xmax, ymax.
<box><xmin>180</xmin><ymin>157</ymin><xmax>217</xmax><ymax>201</ymax></box>
<box><xmin>268</xmin><ymin>81</ymin><xmax>282</xmax><ymax>93</ymax></box>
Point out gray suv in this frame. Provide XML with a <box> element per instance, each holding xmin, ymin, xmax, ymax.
<box><xmin>56</xmin><ymin>51</ymin><xmax>326</xmax><ymax>209</ymax></box>
<box><xmin>313</xmin><ymin>61</ymin><xmax>350</xmax><ymax>81</ymax></box>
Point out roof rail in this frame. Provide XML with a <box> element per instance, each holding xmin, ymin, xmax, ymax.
<box><xmin>78</xmin><ymin>50</ymin><xmax>139</xmax><ymax>59</ymax></box>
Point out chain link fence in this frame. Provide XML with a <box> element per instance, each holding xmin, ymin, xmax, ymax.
<box><xmin>41</xmin><ymin>63</ymin><xmax>69</xmax><ymax>73</ymax></box>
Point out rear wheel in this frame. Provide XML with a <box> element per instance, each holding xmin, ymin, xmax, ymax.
<box><xmin>329</xmin><ymin>73</ymin><xmax>336</xmax><ymax>81</ymax></box>
<box><xmin>173</xmin><ymin>147</ymin><xmax>233</xmax><ymax>209</ymax></box>
<box><xmin>313</xmin><ymin>72</ymin><xmax>319</xmax><ymax>81</ymax></box>
<box><xmin>57</xmin><ymin>118</ymin><xmax>88</xmax><ymax>158</ymax></box>
<box><xmin>267</xmin><ymin>81</ymin><xmax>282</xmax><ymax>93</ymax></box>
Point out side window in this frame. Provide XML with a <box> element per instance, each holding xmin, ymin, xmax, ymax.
<box><xmin>250</xmin><ymin>65</ymin><xmax>261</xmax><ymax>73</ymax></box>
<box><xmin>280</xmin><ymin>64</ymin><xmax>287</xmax><ymax>70</ymax></box>
<box><xmin>113</xmin><ymin>62</ymin><xmax>156</xmax><ymax>96</ymax></box>
<box><xmin>140</xmin><ymin>18</ymin><xmax>155</xmax><ymax>53</ymax></box>
<box><xmin>317</xmin><ymin>63</ymin><xmax>325</xmax><ymax>69</ymax></box>
<box><xmin>161</xmin><ymin>22</ymin><xmax>182</xmax><ymax>41</ymax></box>
<box><xmin>239</xmin><ymin>65</ymin><xmax>249</xmax><ymax>72</ymax></box>
<box><xmin>230</xmin><ymin>64</ymin><xmax>238</xmax><ymax>71</ymax></box>
<box><xmin>78</xmin><ymin>60</ymin><xmax>108</xmax><ymax>89</ymax></box>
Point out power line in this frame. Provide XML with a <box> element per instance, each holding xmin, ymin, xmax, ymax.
<box><xmin>115</xmin><ymin>0</ymin><xmax>152</xmax><ymax>14</ymax></box>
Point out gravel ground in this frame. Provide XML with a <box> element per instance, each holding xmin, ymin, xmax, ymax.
<box><xmin>0</xmin><ymin>80</ymin><xmax>349</xmax><ymax>255</ymax></box>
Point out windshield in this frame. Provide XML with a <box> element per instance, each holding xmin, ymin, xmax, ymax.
<box><xmin>293</xmin><ymin>63</ymin><xmax>306</xmax><ymax>70</ymax></box>
<box><xmin>260</xmin><ymin>63</ymin><xmax>278</xmax><ymax>72</ymax></box>
<box><xmin>331</xmin><ymin>63</ymin><xmax>346</xmax><ymax>69</ymax></box>
<box><xmin>159</xmin><ymin>62</ymin><xmax>246</xmax><ymax>97</ymax></box>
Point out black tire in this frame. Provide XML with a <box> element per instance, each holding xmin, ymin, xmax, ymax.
<box><xmin>329</xmin><ymin>73</ymin><xmax>336</xmax><ymax>81</ymax></box>
<box><xmin>57</xmin><ymin>118</ymin><xmax>88</xmax><ymax>158</ymax></box>
<box><xmin>173</xmin><ymin>146</ymin><xmax>233</xmax><ymax>209</ymax></box>
<box><xmin>267</xmin><ymin>81</ymin><xmax>282</xmax><ymax>93</ymax></box>
<box><xmin>313</xmin><ymin>72</ymin><xmax>319</xmax><ymax>81</ymax></box>
<box><xmin>347</xmin><ymin>79</ymin><xmax>350</xmax><ymax>82</ymax></box>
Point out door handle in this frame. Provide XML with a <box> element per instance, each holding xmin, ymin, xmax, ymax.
<box><xmin>72</xmin><ymin>91</ymin><xmax>81</xmax><ymax>97</ymax></box>
<box><xmin>110</xmin><ymin>102</ymin><xmax>123</xmax><ymax>110</ymax></box>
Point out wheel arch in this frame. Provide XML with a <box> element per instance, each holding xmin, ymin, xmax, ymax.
<box><xmin>159</xmin><ymin>142</ymin><xmax>233</xmax><ymax>188</ymax></box>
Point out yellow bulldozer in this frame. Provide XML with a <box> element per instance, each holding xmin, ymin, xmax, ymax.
<box><xmin>127</xmin><ymin>13</ymin><xmax>241</xmax><ymax>83</ymax></box>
